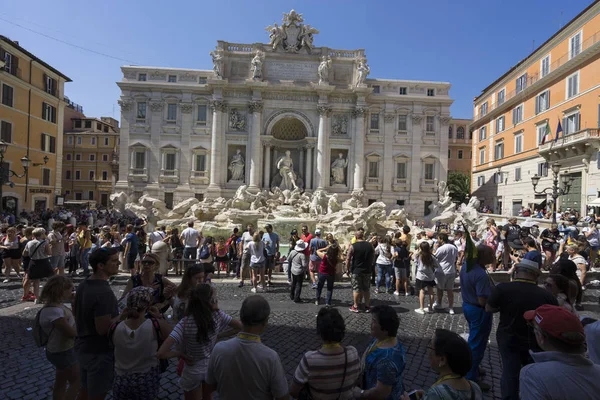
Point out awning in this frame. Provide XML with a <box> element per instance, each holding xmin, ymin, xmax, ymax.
<box><xmin>588</xmin><ymin>198</ymin><xmax>600</xmax><ymax>206</ymax></box>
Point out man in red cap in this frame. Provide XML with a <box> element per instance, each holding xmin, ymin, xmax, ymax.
<box><xmin>520</xmin><ymin>304</ymin><xmax>600</xmax><ymax>399</ymax></box>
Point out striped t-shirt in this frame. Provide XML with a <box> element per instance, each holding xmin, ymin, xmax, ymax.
<box><xmin>293</xmin><ymin>346</ymin><xmax>361</xmax><ymax>400</ymax></box>
<box><xmin>169</xmin><ymin>310</ymin><xmax>232</xmax><ymax>361</ymax></box>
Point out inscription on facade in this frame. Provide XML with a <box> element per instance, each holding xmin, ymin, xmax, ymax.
<box><xmin>266</xmin><ymin>61</ymin><xmax>318</xmax><ymax>81</ymax></box>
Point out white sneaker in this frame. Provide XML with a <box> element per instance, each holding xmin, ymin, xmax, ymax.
<box><xmin>393</xmin><ymin>291</ymin><xmax>400</xmax><ymax>296</ymax></box>
<box><xmin>2</xmin><ymin>279</ymin><xmax>9</xmax><ymax>283</ymax></box>
<box><xmin>414</xmin><ymin>308</ymin><xmax>425</xmax><ymax>315</ymax></box>
<box><xmin>423</xmin><ymin>307</ymin><xmax>430</xmax><ymax>313</ymax></box>
<box><xmin>432</xmin><ymin>302</ymin><xmax>440</xmax><ymax>309</ymax></box>
<box><xmin>251</xmin><ymin>287</ymin><xmax>257</xmax><ymax>293</ymax></box>
<box><xmin>448</xmin><ymin>308</ymin><xmax>455</xmax><ymax>315</ymax></box>
<box><xmin>405</xmin><ymin>292</ymin><xmax>410</xmax><ymax>297</ymax></box>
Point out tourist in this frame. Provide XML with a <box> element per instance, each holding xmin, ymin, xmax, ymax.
<box><xmin>262</xmin><ymin>224</ymin><xmax>280</xmax><ymax>287</ymax></box>
<box><xmin>77</xmin><ymin>223</ymin><xmax>92</xmax><ymax>276</ymax></box>
<box><xmin>198</xmin><ymin>236</ymin><xmax>215</xmax><ymax>281</ymax></box>
<box><xmin>248</xmin><ymin>231</ymin><xmax>266</xmax><ymax>293</ymax></box>
<box><xmin>147</xmin><ymin>226</ymin><xmax>166</xmax><ymax>248</ymax></box>
<box><xmin>485</xmin><ymin>258</ymin><xmax>558</xmax><ymax>400</ymax></box>
<box><xmin>120</xmin><ymin>252</ymin><xmax>176</xmax><ymax>313</ymax></box>
<box><xmin>502</xmin><ymin>217</ymin><xmax>521</xmax><ymax>270</ymax></box>
<box><xmin>135</xmin><ymin>227</ymin><xmax>148</xmax><ymax>272</ymax></box>
<box><xmin>433</xmin><ymin>232</ymin><xmax>459</xmax><ymax>314</ymax></box>
<box><xmin>289</xmin><ymin>307</ymin><xmax>360</xmax><ymax>399</ymax></box>
<box><xmin>353</xmin><ymin>305</ymin><xmax>406</xmax><ymax>399</ymax></box>
<box><xmin>552</xmin><ymin>259</ymin><xmax>584</xmax><ymax>310</ymax></box>
<box><xmin>453</xmin><ymin>230</ymin><xmax>466</xmax><ymax>267</ymax></box>
<box><xmin>325</xmin><ymin>232</ymin><xmax>337</xmax><ymax>246</ymax></box>
<box><xmin>374</xmin><ymin>236</ymin><xmax>393</xmax><ymax>294</ymax></box>
<box><xmin>23</xmin><ymin>227</ymin><xmax>54</xmax><ymax>303</ymax></box>
<box><xmin>315</xmin><ymin>243</ymin><xmax>340</xmax><ymax>307</ymax></box>
<box><xmin>346</xmin><ymin>230</ymin><xmax>375</xmax><ymax>313</ymax></box>
<box><xmin>309</xmin><ymin>228</ymin><xmax>328</xmax><ymax>289</ymax></box>
<box><xmin>544</xmin><ymin>273</ymin><xmax>577</xmax><ymax>315</ymax></box>
<box><xmin>20</xmin><ymin>227</ymin><xmax>35</xmax><ymax>301</ymax></box>
<box><xmin>38</xmin><ymin>275</ymin><xmax>80</xmax><ymax>400</ymax></box>
<box><xmin>400</xmin><ymin>329</ymin><xmax>484</xmax><ymax>400</ymax></box>
<box><xmin>300</xmin><ymin>224</ymin><xmax>314</xmax><ymax>285</ymax></box>
<box><xmin>180</xmin><ymin>221</ymin><xmax>200</xmax><ymax>269</ymax></box>
<box><xmin>123</xmin><ymin>224</ymin><xmax>139</xmax><ymax>276</ymax></box>
<box><xmin>414</xmin><ymin>241</ymin><xmax>438</xmax><ymax>314</ymax></box>
<box><xmin>400</xmin><ymin>225</ymin><xmax>412</xmax><ymax>249</ymax></box>
<box><xmin>225</xmin><ymin>228</ymin><xmax>239</xmax><ymax>276</ymax></box>
<box><xmin>47</xmin><ymin>222</ymin><xmax>66</xmax><ymax>276</ymax></box>
<box><xmin>470</xmin><ymin>230</ymin><xmax>483</xmax><ymax>247</ymax></box>
<box><xmin>65</xmin><ymin>225</ymin><xmax>78</xmax><ymax>277</ymax></box>
<box><xmin>520</xmin><ymin>304</ymin><xmax>600</xmax><ymax>399</ymax></box>
<box><xmin>172</xmin><ymin>265</ymin><xmax>205</xmax><ymax>322</ymax></box>
<box><xmin>286</xmin><ymin>228</ymin><xmax>300</xmax><ymax>283</ymax></box>
<box><xmin>540</xmin><ymin>223</ymin><xmax>560</xmax><ymax>269</ymax></box>
<box><xmin>205</xmin><ymin>295</ymin><xmax>289</xmax><ymax>400</ymax></box>
<box><xmin>459</xmin><ymin>245</ymin><xmax>495</xmax><ymax>390</ymax></box>
<box><xmin>165</xmin><ymin>227</ymin><xmax>184</xmax><ymax>273</ymax></box>
<box><xmin>584</xmin><ymin>222</ymin><xmax>599</xmax><ymax>267</ymax></box>
<box><xmin>288</xmin><ymin>241</ymin><xmax>308</xmax><ymax>303</ymax></box>
<box><xmin>1</xmin><ymin>226</ymin><xmax>22</xmax><ymax>282</ymax></box>
<box><xmin>238</xmin><ymin>224</ymin><xmax>254</xmax><ymax>288</ymax></box>
<box><xmin>392</xmin><ymin>239</ymin><xmax>410</xmax><ymax>296</ymax></box>
<box><xmin>214</xmin><ymin>236</ymin><xmax>229</xmax><ymax>276</ymax></box>
<box><xmin>74</xmin><ymin>247</ymin><xmax>124</xmax><ymax>400</ymax></box>
<box><xmin>111</xmin><ymin>286</ymin><xmax>172</xmax><ymax>400</ymax></box>
<box><xmin>566</xmin><ymin>243</ymin><xmax>588</xmax><ymax>290</ymax></box>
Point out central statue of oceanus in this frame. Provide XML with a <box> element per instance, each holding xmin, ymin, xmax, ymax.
<box><xmin>276</xmin><ymin>150</ymin><xmax>299</xmax><ymax>190</ymax></box>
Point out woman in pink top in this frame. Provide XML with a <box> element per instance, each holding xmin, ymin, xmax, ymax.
<box><xmin>315</xmin><ymin>244</ymin><xmax>340</xmax><ymax>307</ymax></box>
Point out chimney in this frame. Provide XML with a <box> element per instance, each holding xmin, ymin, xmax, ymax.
<box><xmin>13</xmin><ymin>41</ymin><xmax>19</xmax><ymax>46</ymax></box>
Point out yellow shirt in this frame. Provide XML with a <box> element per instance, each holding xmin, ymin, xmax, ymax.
<box><xmin>78</xmin><ymin>231</ymin><xmax>92</xmax><ymax>249</ymax></box>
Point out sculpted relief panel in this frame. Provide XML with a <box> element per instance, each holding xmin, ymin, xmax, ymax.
<box><xmin>265</xmin><ymin>61</ymin><xmax>319</xmax><ymax>81</ymax></box>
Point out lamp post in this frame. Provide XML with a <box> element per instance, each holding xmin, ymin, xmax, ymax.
<box><xmin>531</xmin><ymin>162</ymin><xmax>574</xmax><ymax>224</ymax></box>
<box><xmin>0</xmin><ymin>140</ymin><xmax>31</xmax><ymax>213</ymax></box>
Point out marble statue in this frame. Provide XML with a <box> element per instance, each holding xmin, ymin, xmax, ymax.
<box><xmin>228</xmin><ymin>149</ymin><xmax>245</xmax><ymax>181</ymax></box>
<box><xmin>356</xmin><ymin>57</ymin><xmax>370</xmax><ymax>86</ymax></box>
<box><xmin>210</xmin><ymin>50</ymin><xmax>224</xmax><ymax>79</ymax></box>
<box><xmin>229</xmin><ymin>109</ymin><xmax>246</xmax><ymax>131</ymax></box>
<box><xmin>330</xmin><ymin>153</ymin><xmax>348</xmax><ymax>185</ymax></box>
<box><xmin>276</xmin><ymin>150</ymin><xmax>298</xmax><ymax>190</ymax></box>
<box><xmin>310</xmin><ymin>190</ymin><xmax>327</xmax><ymax>215</ymax></box>
<box><xmin>251</xmin><ymin>50</ymin><xmax>265</xmax><ymax>80</ymax></box>
<box><xmin>265</xmin><ymin>23</ymin><xmax>284</xmax><ymax>50</ymax></box>
<box><xmin>300</xmin><ymin>25</ymin><xmax>319</xmax><ymax>52</ymax></box>
<box><xmin>327</xmin><ymin>193</ymin><xmax>342</xmax><ymax>214</ymax></box>
<box><xmin>266</xmin><ymin>10</ymin><xmax>319</xmax><ymax>53</ymax></box>
<box><xmin>318</xmin><ymin>56</ymin><xmax>332</xmax><ymax>84</ymax></box>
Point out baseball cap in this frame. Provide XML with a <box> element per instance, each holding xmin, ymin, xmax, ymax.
<box><xmin>514</xmin><ymin>258</ymin><xmax>540</xmax><ymax>273</ymax></box>
<box><xmin>523</xmin><ymin>304</ymin><xmax>585</xmax><ymax>345</ymax></box>
<box><xmin>315</xmin><ymin>228</ymin><xmax>321</xmax><ymax>235</ymax></box>
<box><xmin>508</xmin><ymin>239</ymin><xmax>524</xmax><ymax>250</ymax></box>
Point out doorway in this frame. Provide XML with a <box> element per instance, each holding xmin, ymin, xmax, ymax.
<box><xmin>559</xmin><ymin>172</ymin><xmax>582</xmax><ymax>213</ymax></box>
<box><xmin>34</xmin><ymin>199</ymin><xmax>47</xmax><ymax>213</ymax></box>
<box><xmin>164</xmin><ymin>193</ymin><xmax>174</xmax><ymax>209</ymax></box>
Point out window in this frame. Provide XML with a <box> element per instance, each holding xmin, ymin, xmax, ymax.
<box><xmin>66</xmin><ymin>153</ymin><xmax>72</xmax><ymax>161</ymax></box>
<box><xmin>102</xmin><ymin>171</ymin><xmax>108</xmax><ymax>180</ymax></box>
<box><xmin>537</xmin><ymin>124</ymin><xmax>547</xmax><ymax>144</ymax></box>
<box><xmin>514</xmin><ymin>133</ymin><xmax>523</xmax><ymax>153</ymax></box>
<box><xmin>396</xmin><ymin>162</ymin><xmax>407</xmax><ymax>179</ymax></box>
<box><xmin>372</xmin><ymin>85</ymin><xmax>380</xmax><ymax>94</ymax></box>
<box><xmin>479</xmin><ymin>102</ymin><xmax>488</xmax><ymax>116</ymax></box>
<box><xmin>494</xmin><ymin>142</ymin><xmax>504</xmax><ymax>160</ymax></box>
<box><xmin>424</xmin><ymin>163</ymin><xmax>435</xmax><ymax>180</ymax></box>
<box><xmin>396</xmin><ymin>200</ymin><xmax>405</xmax><ymax>206</ymax></box>
<box><xmin>496</xmin><ymin>116</ymin><xmax>505</xmax><ymax>133</ymax></box>
<box><xmin>197</xmin><ymin>105</ymin><xmax>207</xmax><ymax>124</ymax></box>
<box><xmin>67</xmin><ymin>136</ymin><xmax>73</xmax><ymax>145</ymax></box>
<box><xmin>1</xmin><ymin>84</ymin><xmax>14</xmax><ymax>107</ymax></box>
<box><xmin>103</xmin><ymin>126</ymin><xmax>109</xmax><ymax>133</ymax></box>
<box><xmin>76</xmin><ymin>136</ymin><xmax>82</xmax><ymax>145</ymax></box>
<box><xmin>3</xmin><ymin>51</ymin><xmax>16</xmax><ymax>75</ymax></box>
<box><xmin>75</xmin><ymin>170</ymin><xmax>81</xmax><ymax>180</ymax></box>
<box><xmin>137</xmin><ymin>102</ymin><xmax>147</xmax><ymax>119</ymax></box>
<box><xmin>103</xmin><ymin>137</ymin><xmax>108</xmax><ymax>146</ymax></box>
<box><xmin>515</xmin><ymin>167</ymin><xmax>522</xmax><ymax>181</ymax></box>
<box><xmin>84</xmin><ymin>120</ymin><xmax>92</xmax><ymax>129</ymax></box>
<box><xmin>535</xmin><ymin>90</ymin><xmax>550</xmax><ymax>114</ymax></box>
<box><xmin>370</xmin><ymin>114</ymin><xmax>379</xmax><ymax>130</ymax></box>
<box><xmin>397</xmin><ymin>115</ymin><xmax>407</xmax><ymax>131</ymax></box>
<box><xmin>458</xmin><ymin>150</ymin><xmax>463</xmax><ymax>159</ymax></box>
<box><xmin>399</xmin><ymin>87</ymin><xmax>407</xmax><ymax>95</ymax></box>
<box><xmin>65</xmin><ymin>170</ymin><xmax>71</xmax><ymax>180</ymax></box>
<box><xmin>541</xmin><ymin>55</ymin><xmax>551</xmax><ymax>78</ymax></box>
<box><xmin>448</xmin><ymin>149</ymin><xmax>452</xmax><ymax>159</ymax></box>
<box><xmin>477</xmin><ymin>176</ymin><xmax>484</xmax><ymax>187</ymax></box>
<box><xmin>44</xmin><ymin>75</ymin><xmax>57</xmax><ymax>96</ymax></box>
<box><xmin>89</xmin><ymin>170</ymin><xmax>95</xmax><ymax>180</ymax></box>
<box><xmin>41</xmin><ymin>133</ymin><xmax>56</xmax><ymax>153</ymax></box>
<box><xmin>479</xmin><ymin>126</ymin><xmax>487</xmax><ymax>141</ymax></box>
<box><xmin>538</xmin><ymin>162</ymin><xmax>549</xmax><ymax>177</ymax></box>
<box><xmin>497</xmin><ymin>89</ymin><xmax>505</xmax><ymax>106</ymax></box>
<box><xmin>74</xmin><ymin>120</ymin><xmax>82</xmax><ymax>128</ymax></box>
<box><xmin>102</xmin><ymin>154</ymin><xmax>109</xmax><ymax>162</ymax></box>
<box><xmin>570</xmin><ymin>31</ymin><xmax>582</xmax><ymax>59</ymax></box>
<box><xmin>134</xmin><ymin>151</ymin><xmax>146</xmax><ymax>169</ymax></box>
<box><xmin>512</xmin><ymin>104</ymin><xmax>523</xmax><ymax>125</ymax></box>
<box><xmin>479</xmin><ymin>148</ymin><xmax>486</xmax><ymax>164</ymax></box>
<box><xmin>96</xmin><ymin>122</ymin><xmax>101</xmax><ymax>130</ymax></box>
<box><xmin>167</xmin><ymin>103</ymin><xmax>177</xmax><ymax>121</ymax></box>
<box><xmin>168</xmin><ymin>75</ymin><xmax>177</xmax><ymax>83</ymax></box>
<box><xmin>75</xmin><ymin>192</ymin><xmax>82</xmax><ymax>200</ymax></box>
<box><xmin>457</xmin><ymin>126</ymin><xmax>465</xmax><ymax>139</ymax></box>
<box><xmin>516</xmin><ymin>73</ymin><xmax>528</xmax><ymax>94</ymax></box>
<box><xmin>164</xmin><ymin>153</ymin><xmax>176</xmax><ymax>171</ymax></box>
<box><xmin>1</xmin><ymin>121</ymin><xmax>12</xmax><ymax>143</ymax></box>
<box><xmin>368</xmin><ymin>161</ymin><xmax>379</xmax><ymax>178</ymax></box>
<box><xmin>198</xmin><ymin>77</ymin><xmax>207</xmax><ymax>84</ymax></box>
<box><xmin>494</xmin><ymin>172</ymin><xmax>504</xmax><ymax>184</ymax></box>
<box><xmin>42</xmin><ymin>168</ymin><xmax>51</xmax><ymax>186</ymax></box>
<box><xmin>426</xmin><ymin>116</ymin><xmax>435</xmax><ymax>132</ymax></box>
<box><xmin>427</xmin><ymin>88</ymin><xmax>435</xmax><ymax>97</ymax></box>
<box><xmin>195</xmin><ymin>154</ymin><xmax>206</xmax><ymax>171</ymax></box>
<box><xmin>89</xmin><ymin>154</ymin><xmax>95</xmax><ymax>161</ymax></box>
<box><xmin>564</xmin><ymin>112</ymin><xmax>581</xmax><ymax>135</ymax></box>
<box><xmin>75</xmin><ymin>154</ymin><xmax>81</xmax><ymax>161</ymax></box>
<box><xmin>448</xmin><ymin>126</ymin><xmax>453</xmax><ymax>138</ymax></box>
<box><xmin>88</xmin><ymin>191</ymin><xmax>94</xmax><ymax>200</ymax></box>
<box><xmin>138</xmin><ymin>73</ymin><xmax>147</xmax><ymax>81</ymax></box>
<box><xmin>91</xmin><ymin>137</ymin><xmax>96</xmax><ymax>145</ymax></box>
<box><xmin>42</xmin><ymin>103</ymin><xmax>57</xmax><ymax>123</ymax></box>
<box><xmin>567</xmin><ymin>72</ymin><xmax>579</xmax><ymax>99</ymax></box>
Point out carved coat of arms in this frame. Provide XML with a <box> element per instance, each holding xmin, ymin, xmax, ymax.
<box><xmin>265</xmin><ymin>9</ymin><xmax>319</xmax><ymax>53</ymax></box>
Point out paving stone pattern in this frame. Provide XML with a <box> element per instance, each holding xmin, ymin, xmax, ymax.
<box><xmin>1</xmin><ymin>278</ymin><xmax>599</xmax><ymax>399</ymax></box>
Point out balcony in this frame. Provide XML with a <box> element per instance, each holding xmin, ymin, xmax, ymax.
<box><xmin>473</xmin><ymin>29</ymin><xmax>600</xmax><ymax>123</ymax></box>
<box><xmin>393</xmin><ymin>178</ymin><xmax>409</xmax><ymax>192</ymax></box>
<box><xmin>128</xmin><ymin>168</ymin><xmax>148</xmax><ymax>183</ymax></box>
<box><xmin>159</xmin><ymin>169</ymin><xmax>179</xmax><ymax>183</ymax></box>
<box><xmin>365</xmin><ymin>176</ymin><xmax>382</xmax><ymax>191</ymax></box>
<box><xmin>189</xmin><ymin>170</ymin><xmax>209</xmax><ymax>185</ymax></box>
<box><xmin>539</xmin><ymin>128</ymin><xmax>600</xmax><ymax>161</ymax></box>
<box><xmin>420</xmin><ymin>178</ymin><xmax>437</xmax><ymax>192</ymax></box>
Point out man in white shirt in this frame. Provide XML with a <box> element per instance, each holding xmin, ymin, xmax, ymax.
<box><xmin>148</xmin><ymin>226</ymin><xmax>166</xmax><ymax>248</ymax></box>
<box><xmin>238</xmin><ymin>224</ymin><xmax>254</xmax><ymax>288</ymax></box>
<box><xmin>434</xmin><ymin>232</ymin><xmax>459</xmax><ymax>314</ymax></box>
<box><xmin>180</xmin><ymin>221</ymin><xmax>200</xmax><ymax>268</ymax></box>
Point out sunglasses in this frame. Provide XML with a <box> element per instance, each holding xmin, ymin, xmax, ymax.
<box><xmin>141</xmin><ymin>260</ymin><xmax>156</xmax><ymax>265</ymax></box>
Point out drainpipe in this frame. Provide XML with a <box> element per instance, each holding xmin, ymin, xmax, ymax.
<box><xmin>25</xmin><ymin>59</ymin><xmax>32</xmax><ymax>207</ymax></box>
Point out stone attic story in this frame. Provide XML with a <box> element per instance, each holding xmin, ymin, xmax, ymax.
<box><xmin>116</xmin><ymin>9</ymin><xmax>453</xmax><ymax>223</ymax></box>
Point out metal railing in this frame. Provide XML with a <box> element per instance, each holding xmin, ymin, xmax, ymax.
<box><xmin>191</xmin><ymin>171</ymin><xmax>208</xmax><ymax>177</ymax></box>
<box><xmin>131</xmin><ymin>168</ymin><xmax>147</xmax><ymax>175</ymax></box>
<box><xmin>539</xmin><ymin>128</ymin><xmax>599</xmax><ymax>151</ymax></box>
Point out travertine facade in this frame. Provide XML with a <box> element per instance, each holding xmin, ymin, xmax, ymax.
<box><xmin>115</xmin><ymin>10</ymin><xmax>453</xmax><ymax>217</ymax></box>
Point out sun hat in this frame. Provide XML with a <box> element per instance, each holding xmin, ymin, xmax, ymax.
<box><xmin>294</xmin><ymin>241</ymin><xmax>307</xmax><ymax>252</ymax></box>
<box><xmin>514</xmin><ymin>258</ymin><xmax>540</xmax><ymax>273</ymax></box>
<box><xmin>523</xmin><ymin>304</ymin><xmax>585</xmax><ymax>345</ymax></box>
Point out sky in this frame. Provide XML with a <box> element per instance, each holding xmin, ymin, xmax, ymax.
<box><xmin>1</xmin><ymin>0</ymin><xmax>594</xmax><ymax>120</ymax></box>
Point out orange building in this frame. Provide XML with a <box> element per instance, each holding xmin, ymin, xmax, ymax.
<box><xmin>0</xmin><ymin>35</ymin><xmax>71</xmax><ymax>214</ymax></box>
<box><xmin>448</xmin><ymin>118</ymin><xmax>472</xmax><ymax>175</ymax></box>
<box><xmin>471</xmin><ymin>1</ymin><xmax>600</xmax><ymax>215</ymax></box>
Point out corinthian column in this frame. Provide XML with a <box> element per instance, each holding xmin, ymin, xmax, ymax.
<box><xmin>207</xmin><ymin>100</ymin><xmax>226</xmax><ymax>193</ymax></box>
<box><xmin>352</xmin><ymin>107</ymin><xmax>366</xmax><ymax>191</ymax></box>
<box><xmin>316</xmin><ymin>105</ymin><xmax>332</xmax><ymax>189</ymax></box>
<box><xmin>248</xmin><ymin>101</ymin><xmax>263</xmax><ymax>191</ymax></box>
<box><xmin>305</xmin><ymin>143</ymin><xmax>314</xmax><ymax>190</ymax></box>
<box><xmin>263</xmin><ymin>141</ymin><xmax>271</xmax><ymax>189</ymax></box>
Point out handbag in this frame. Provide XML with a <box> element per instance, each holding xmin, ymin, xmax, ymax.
<box><xmin>28</xmin><ymin>241</ymin><xmax>54</xmax><ymax>280</ymax></box>
<box><xmin>176</xmin><ymin>317</ymin><xmax>187</xmax><ymax>376</ymax></box>
<box><xmin>298</xmin><ymin>347</ymin><xmax>348</xmax><ymax>400</ymax></box>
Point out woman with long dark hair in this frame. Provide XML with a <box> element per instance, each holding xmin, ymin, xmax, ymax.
<box><xmin>157</xmin><ymin>284</ymin><xmax>241</xmax><ymax>400</ymax></box>
<box><xmin>315</xmin><ymin>243</ymin><xmax>340</xmax><ymax>307</ymax></box>
<box><xmin>172</xmin><ymin>265</ymin><xmax>205</xmax><ymax>322</ymax></box>
<box><xmin>414</xmin><ymin>241</ymin><xmax>438</xmax><ymax>314</ymax></box>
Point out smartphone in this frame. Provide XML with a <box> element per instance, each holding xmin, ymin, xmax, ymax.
<box><xmin>408</xmin><ymin>390</ymin><xmax>422</xmax><ymax>400</ymax></box>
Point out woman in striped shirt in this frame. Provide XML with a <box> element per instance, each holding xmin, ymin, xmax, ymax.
<box><xmin>290</xmin><ymin>307</ymin><xmax>360</xmax><ymax>399</ymax></box>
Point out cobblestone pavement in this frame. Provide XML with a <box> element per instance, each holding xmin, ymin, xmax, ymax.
<box><xmin>1</xmin><ymin>276</ymin><xmax>599</xmax><ymax>399</ymax></box>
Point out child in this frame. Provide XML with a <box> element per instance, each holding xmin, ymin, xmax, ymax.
<box><xmin>214</xmin><ymin>237</ymin><xmax>229</xmax><ymax>276</ymax></box>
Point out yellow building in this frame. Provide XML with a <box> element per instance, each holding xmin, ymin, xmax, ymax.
<box><xmin>0</xmin><ymin>35</ymin><xmax>71</xmax><ymax>214</ymax></box>
<box><xmin>63</xmin><ymin>115</ymin><xmax>119</xmax><ymax>207</ymax></box>
<box><xmin>448</xmin><ymin>118</ymin><xmax>472</xmax><ymax>175</ymax></box>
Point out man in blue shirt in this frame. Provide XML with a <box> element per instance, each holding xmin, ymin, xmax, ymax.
<box><xmin>459</xmin><ymin>244</ymin><xmax>495</xmax><ymax>391</ymax></box>
<box><xmin>308</xmin><ymin>229</ymin><xmax>327</xmax><ymax>289</ymax></box>
<box><xmin>262</xmin><ymin>224</ymin><xmax>280</xmax><ymax>287</ymax></box>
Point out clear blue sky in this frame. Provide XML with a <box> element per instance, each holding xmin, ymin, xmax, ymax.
<box><xmin>1</xmin><ymin>0</ymin><xmax>593</xmax><ymax>120</ymax></box>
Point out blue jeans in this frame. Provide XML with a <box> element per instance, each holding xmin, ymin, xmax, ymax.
<box><xmin>376</xmin><ymin>264</ymin><xmax>393</xmax><ymax>291</ymax></box>
<box><xmin>80</xmin><ymin>248</ymin><xmax>91</xmax><ymax>274</ymax></box>
<box><xmin>462</xmin><ymin>302</ymin><xmax>493</xmax><ymax>382</ymax></box>
<box><xmin>316</xmin><ymin>273</ymin><xmax>334</xmax><ymax>305</ymax></box>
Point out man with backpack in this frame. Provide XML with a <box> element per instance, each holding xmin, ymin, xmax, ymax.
<box><xmin>308</xmin><ymin>229</ymin><xmax>327</xmax><ymax>289</ymax></box>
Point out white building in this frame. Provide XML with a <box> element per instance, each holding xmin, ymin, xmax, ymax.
<box><xmin>115</xmin><ymin>10</ymin><xmax>453</xmax><ymax>218</ymax></box>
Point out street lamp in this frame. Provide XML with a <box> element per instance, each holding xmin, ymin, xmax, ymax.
<box><xmin>531</xmin><ymin>161</ymin><xmax>572</xmax><ymax>224</ymax></box>
<box><xmin>0</xmin><ymin>140</ymin><xmax>31</xmax><ymax>213</ymax></box>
